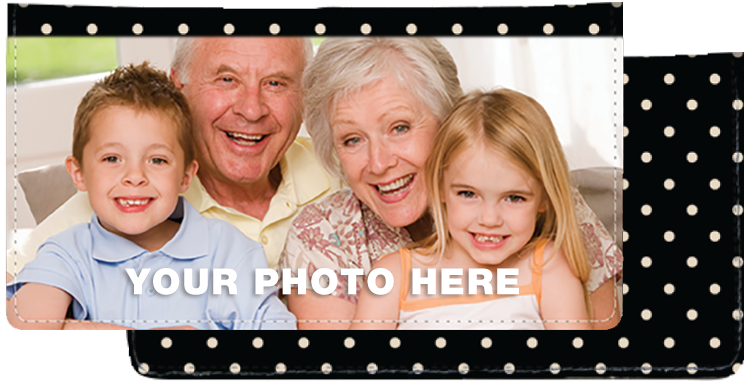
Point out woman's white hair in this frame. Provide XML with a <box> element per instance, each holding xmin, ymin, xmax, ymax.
<box><xmin>303</xmin><ymin>38</ymin><xmax>463</xmax><ymax>181</ymax></box>
<box><xmin>170</xmin><ymin>37</ymin><xmax>314</xmax><ymax>84</ymax></box>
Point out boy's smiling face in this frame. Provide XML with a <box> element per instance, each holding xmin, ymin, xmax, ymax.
<box><xmin>66</xmin><ymin>106</ymin><xmax>198</xmax><ymax>247</ymax></box>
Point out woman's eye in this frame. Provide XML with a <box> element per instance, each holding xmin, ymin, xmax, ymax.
<box><xmin>458</xmin><ymin>191</ymin><xmax>476</xmax><ymax>198</ymax></box>
<box><xmin>343</xmin><ymin>137</ymin><xmax>361</xmax><ymax>147</ymax></box>
<box><xmin>393</xmin><ymin>124</ymin><xmax>409</xmax><ymax>134</ymax></box>
<box><xmin>150</xmin><ymin>158</ymin><xmax>167</xmax><ymax>165</ymax></box>
<box><xmin>506</xmin><ymin>195</ymin><xmax>525</xmax><ymax>203</ymax></box>
<box><xmin>103</xmin><ymin>156</ymin><xmax>119</xmax><ymax>163</ymax></box>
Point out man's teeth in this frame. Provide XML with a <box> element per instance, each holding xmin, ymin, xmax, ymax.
<box><xmin>117</xmin><ymin>198</ymin><xmax>150</xmax><ymax>207</ymax></box>
<box><xmin>376</xmin><ymin>175</ymin><xmax>414</xmax><ymax>196</ymax></box>
<box><xmin>226</xmin><ymin>132</ymin><xmax>264</xmax><ymax>146</ymax></box>
<box><xmin>474</xmin><ymin>234</ymin><xmax>505</xmax><ymax>243</ymax></box>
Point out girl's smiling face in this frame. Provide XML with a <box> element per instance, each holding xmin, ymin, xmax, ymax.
<box><xmin>442</xmin><ymin>145</ymin><xmax>547</xmax><ymax>267</ymax></box>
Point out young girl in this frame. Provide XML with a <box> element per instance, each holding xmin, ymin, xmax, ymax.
<box><xmin>350</xmin><ymin>89</ymin><xmax>592</xmax><ymax>330</ymax></box>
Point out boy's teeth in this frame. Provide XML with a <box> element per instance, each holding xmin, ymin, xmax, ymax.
<box><xmin>117</xmin><ymin>198</ymin><xmax>150</xmax><ymax>207</ymax></box>
<box><xmin>226</xmin><ymin>132</ymin><xmax>264</xmax><ymax>146</ymax></box>
<box><xmin>474</xmin><ymin>234</ymin><xmax>504</xmax><ymax>243</ymax></box>
<box><xmin>376</xmin><ymin>174</ymin><xmax>414</xmax><ymax>196</ymax></box>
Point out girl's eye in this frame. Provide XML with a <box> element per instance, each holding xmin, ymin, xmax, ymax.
<box><xmin>343</xmin><ymin>137</ymin><xmax>361</xmax><ymax>147</ymax></box>
<box><xmin>393</xmin><ymin>124</ymin><xmax>409</xmax><ymax>134</ymax></box>
<box><xmin>150</xmin><ymin>158</ymin><xmax>168</xmax><ymax>165</ymax></box>
<box><xmin>103</xmin><ymin>156</ymin><xmax>119</xmax><ymax>163</ymax></box>
<box><xmin>458</xmin><ymin>190</ymin><xmax>476</xmax><ymax>198</ymax></box>
<box><xmin>506</xmin><ymin>195</ymin><xmax>525</xmax><ymax>203</ymax></box>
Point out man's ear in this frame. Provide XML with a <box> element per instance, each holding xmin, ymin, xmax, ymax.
<box><xmin>179</xmin><ymin>160</ymin><xmax>199</xmax><ymax>193</ymax></box>
<box><xmin>170</xmin><ymin>68</ymin><xmax>185</xmax><ymax>90</ymax></box>
<box><xmin>65</xmin><ymin>156</ymin><xmax>87</xmax><ymax>192</ymax></box>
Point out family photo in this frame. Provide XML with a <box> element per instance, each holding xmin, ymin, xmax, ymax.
<box><xmin>6</xmin><ymin>36</ymin><xmax>623</xmax><ymax>330</ymax></box>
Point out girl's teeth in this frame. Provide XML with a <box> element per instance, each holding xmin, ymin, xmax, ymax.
<box><xmin>377</xmin><ymin>174</ymin><xmax>414</xmax><ymax>195</ymax></box>
<box><xmin>474</xmin><ymin>234</ymin><xmax>504</xmax><ymax>243</ymax></box>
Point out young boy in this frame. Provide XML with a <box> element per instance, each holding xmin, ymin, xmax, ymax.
<box><xmin>6</xmin><ymin>63</ymin><xmax>295</xmax><ymax>330</ymax></box>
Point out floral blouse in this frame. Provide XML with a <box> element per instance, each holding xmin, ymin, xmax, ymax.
<box><xmin>279</xmin><ymin>188</ymin><xmax>623</xmax><ymax>304</ymax></box>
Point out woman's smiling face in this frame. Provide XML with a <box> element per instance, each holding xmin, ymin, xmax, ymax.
<box><xmin>331</xmin><ymin>76</ymin><xmax>439</xmax><ymax>228</ymax></box>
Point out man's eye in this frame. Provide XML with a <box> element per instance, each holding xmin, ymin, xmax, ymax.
<box><xmin>222</xmin><ymin>77</ymin><xmax>234</xmax><ymax>83</ymax></box>
<box><xmin>269</xmin><ymin>80</ymin><xmax>280</xmax><ymax>86</ymax></box>
<box><xmin>458</xmin><ymin>191</ymin><xmax>476</xmax><ymax>198</ymax></box>
<box><xmin>103</xmin><ymin>156</ymin><xmax>119</xmax><ymax>163</ymax></box>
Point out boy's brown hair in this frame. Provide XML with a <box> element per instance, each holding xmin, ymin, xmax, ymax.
<box><xmin>72</xmin><ymin>62</ymin><xmax>194</xmax><ymax>167</ymax></box>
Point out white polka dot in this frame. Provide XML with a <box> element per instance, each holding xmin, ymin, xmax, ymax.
<box><xmin>543</xmin><ymin>23</ymin><xmax>554</xmax><ymax>34</ymax></box>
<box><xmin>710</xmin><ymin>73</ymin><xmax>721</xmax><ymax>84</ymax></box>
<box><xmin>527</xmin><ymin>337</ymin><xmax>538</xmax><ymax>348</ymax></box>
<box><xmin>688</xmin><ymin>54</ymin><xmax>697</xmax><ymax>58</ymax></box>
<box><xmin>178</xmin><ymin>23</ymin><xmax>189</xmax><ymax>35</ymax></box>
<box><xmin>641</xmin><ymin>99</ymin><xmax>652</xmax><ymax>110</ymax></box>
<box><xmin>618</xmin><ymin>337</ymin><xmax>629</xmax><ymax>348</ymax></box>
<box><xmin>86</xmin><ymin>23</ymin><xmax>97</xmax><ymax>35</ymax></box>
<box><xmin>642</xmin><ymin>309</ymin><xmax>652</xmax><ymax>321</ymax></box>
<box><xmin>710</xmin><ymin>126</ymin><xmax>721</xmax><ymax>137</ymax></box>
<box><xmin>224</xmin><ymin>23</ymin><xmax>235</xmax><ymax>35</ymax></box>
<box><xmin>687</xmin><ymin>309</ymin><xmax>698</xmax><ymax>320</ymax></box>
<box><xmin>589</xmin><ymin>23</ymin><xmax>600</xmax><ymax>35</ymax></box>
<box><xmin>481</xmin><ymin>337</ymin><xmax>492</xmax><ymax>349</ymax></box>
<box><xmin>612</xmin><ymin>2</ymin><xmax>623</xmax><ymax>8</ymax></box>
<box><xmin>710</xmin><ymin>338</ymin><xmax>721</xmax><ymax>349</ymax></box>
<box><xmin>367</xmin><ymin>363</ymin><xmax>377</xmax><ymax>374</ymax></box>
<box><xmin>733</xmin><ymin>309</ymin><xmax>743</xmax><ymax>321</ymax></box>
<box><xmin>710</xmin><ymin>283</ymin><xmax>720</xmax><ymax>294</ymax></box>
<box><xmin>687</xmin><ymin>363</ymin><xmax>698</xmax><ymax>374</ymax></box>
<box><xmin>504</xmin><ymin>363</ymin><xmax>515</xmax><ymax>374</ymax></box>
<box><xmin>687</xmin><ymin>99</ymin><xmax>698</xmax><ymax>110</ymax></box>
<box><xmin>458</xmin><ymin>363</ymin><xmax>469</xmax><ymax>374</ymax></box>
<box><xmin>623</xmin><ymin>179</ymin><xmax>629</xmax><ymax>190</ymax></box>
<box><xmin>664</xmin><ymin>231</ymin><xmax>675</xmax><ymax>242</ymax></box>
<box><xmin>452</xmin><ymin>23</ymin><xmax>463</xmax><ymax>35</ymax></box>
<box><xmin>733</xmin><ymin>152</ymin><xmax>743</xmax><ymax>163</ymax></box>
<box><xmin>321</xmin><ymin>363</ymin><xmax>332</xmax><ymax>374</ymax></box>
<box><xmin>733</xmin><ymin>205</ymin><xmax>743</xmax><ymax>216</ymax></box>
<box><xmin>687</xmin><ymin>256</ymin><xmax>698</xmax><ymax>268</ymax></box>
<box><xmin>623</xmin><ymin>126</ymin><xmax>629</xmax><ymax>137</ymax></box>
<box><xmin>733</xmin><ymin>256</ymin><xmax>743</xmax><ymax>268</ymax></box>
<box><xmin>497</xmin><ymin>23</ymin><xmax>509</xmax><ymax>35</ymax></box>
<box><xmin>252</xmin><ymin>337</ymin><xmax>263</xmax><ymax>348</ymax></box>
<box><xmin>572</xmin><ymin>337</ymin><xmax>583</xmax><ymax>348</ymax></box>
<box><xmin>664</xmin><ymin>73</ymin><xmax>675</xmax><ymax>84</ymax></box>
<box><xmin>623</xmin><ymin>73</ymin><xmax>629</xmax><ymax>84</ymax></box>
<box><xmin>269</xmin><ymin>23</ymin><xmax>280</xmax><ymax>35</ymax></box>
<box><xmin>184</xmin><ymin>363</ymin><xmax>195</xmax><ymax>374</ymax></box>
<box><xmin>207</xmin><ymin>337</ymin><xmax>218</xmax><ymax>349</ymax></box>
<box><xmin>710</xmin><ymin>231</ymin><xmax>720</xmax><ymax>242</ymax></box>
<box><xmin>622</xmin><ymin>231</ymin><xmax>629</xmax><ymax>242</ymax></box>
<box><xmin>687</xmin><ymin>152</ymin><xmax>698</xmax><ymax>163</ymax></box>
<box><xmin>132</xmin><ymin>23</ymin><xmax>143</xmax><ymax>35</ymax></box>
<box><xmin>550</xmin><ymin>363</ymin><xmax>561</xmax><ymax>374</ymax></box>
<box><xmin>298</xmin><ymin>337</ymin><xmax>309</xmax><ymax>348</ymax></box>
<box><xmin>230</xmin><ymin>363</ymin><xmax>241</xmax><ymax>374</ymax></box>
<box><xmin>687</xmin><ymin>205</ymin><xmax>698</xmax><ymax>216</ymax></box>
<box><xmin>641</xmin><ymin>256</ymin><xmax>652</xmax><ymax>268</ymax></box>
<box><xmin>641</xmin><ymin>152</ymin><xmax>652</xmax><ymax>163</ymax></box>
<box><xmin>733</xmin><ymin>100</ymin><xmax>744</xmax><ymax>110</ymax></box>
<box><xmin>733</xmin><ymin>52</ymin><xmax>743</xmax><ymax>57</ymax></box>
<box><xmin>664</xmin><ymin>179</ymin><xmax>674</xmax><ymax>190</ymax></box>
<box><xmin>664</xmin><ymin>283</ymin><xmax>675</xmax><ymax>294</ymax></box>
<box><xmin>664</xmin><ymin>126</ymin><xmax>675</xmax><ymax>137</ymax></box>
<box><xmin>41</xmin><ymin>23</ymin><xmax>52</xmax><ymax>35</ymax></box>
<box><xmin>642</xmin><ymin>363</ymin><xmax>652</xmax><ymax>374</ymax></box>
<box><xmin>436</xmin><ymin>337</ymin><xmax>446</xmax><ymax>348</ymax></box>
<box><xmin>413</xmin><ymin>363</ymin><xmax>424</xmax><ymax>374</ymax></box>
<box><xmin>733</xmin><ymin>363</ymin><xmax>742</xmax><ymax>373</ymax></box>
<box><xmin>19</xmin><ymin>4</ymin><xmax>28</xmax><ymax>7</ymax></box>
<box><xmin>315</xmin><ymin>23</ymin><xmax>326</xmax><ymax>35</ymax></box>
<box><xmin>161</xmin><ymin>337</ymin><xmax>172</xmax><ymax>349</ymax></box>
<box><xmin>360</xmin><ymin>23</ymin><xmax>372</xmax><ymax>35</ymax></box>
<box><xmin>595</xmin><ymin>363</ymin><xmax>606</xmax><ymax>374</ymax></box>
<box><xmin>641</xmin><ymin>205</ymin><xmax>652</xmax><ymax>216</ymax></box>
<box><xmin>664</xmin><ymin>337</ymin><xmax>675</xmax><ymax>348</ymax></box>
<box><xmin>710</xmin><ymin>179</ymin><xmax>721</xmax><ymax>190</ymax></box>
<box><xmin>389</xmin><ymin>337</ymin><xmax>400</xmax><ymax>348</ymax></box>
<box><xmin>138</xmin><ymin>363</ymin><xmax>149</xmax><ymax>374</ymax></box>
<box><xmin>344</xmin><ymin>337</ymin><xmax>355</xmax><ymax>349</ymax></box>
<box><xmin>406</xmin><ymin>23</ymin><xmax>417</xmax><ymax>35</ymax></box>
<box><xmin>622</xmin><ymin>283</ymin><xmax>629</xmax><ymax>295</ymax></box>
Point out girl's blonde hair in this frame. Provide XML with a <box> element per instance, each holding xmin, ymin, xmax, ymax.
<box><xmin>423</xmin><ymin>88</ymin><xmax>591</xmax><ymax>313</ymax></box>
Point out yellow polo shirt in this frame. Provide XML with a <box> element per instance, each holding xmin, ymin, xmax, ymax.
<box><xmin>6</xmin><ymin>137</ymin><xmax>343</xmax><ymax>274</ymax></box>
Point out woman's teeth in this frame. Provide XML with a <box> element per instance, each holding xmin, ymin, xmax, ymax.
<box><xmin>117</xmin><ymin>198</ymin><xmax>150</xmax><ymax>207</ymax></box>
<box><xmin>474</xmin><ymin>234</ymin><xmax>505</xmax><ymax>243</ymax></box>
<box><xmin>226</xmin><ymin>132</ymin><xmax>264</xmax><ymax>146</ymax></box>
<box><xmin>376</xmin><ymin>174</ymin><xmax>415</xmax><ymax>196</ymax></box>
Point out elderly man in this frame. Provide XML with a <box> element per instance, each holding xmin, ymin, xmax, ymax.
<box><xmin>6</xmin><ymin>37</ymin><xmax>342</xmax><ymax>283</ymax></box>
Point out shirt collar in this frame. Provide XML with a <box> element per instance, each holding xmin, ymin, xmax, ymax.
<box><xmin>91</xmin><ymin>197</ymin><xmax>209</xmax><ymax>262</ymax></box>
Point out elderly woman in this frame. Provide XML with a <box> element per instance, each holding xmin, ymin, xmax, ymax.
<box><xmin>279</xmin><ymin>38</ymin><xmax>622</xmax><ymax>329</ymax></box>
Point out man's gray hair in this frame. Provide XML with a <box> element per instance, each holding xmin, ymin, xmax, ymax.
<box><xmin>170</xmin><ymin>37</ymin><xmax>314</xmax><ymax>84</ymax></box>
<box><xmin>302</xmin><ymin>38</ymin><xmax>464</xmax><ymax>181</ymax></box>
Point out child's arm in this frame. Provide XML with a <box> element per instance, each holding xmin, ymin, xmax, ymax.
<box><xmin>349</xmin><ymin>252</ymin><xmax>402</xmax><ymax>330</ymax></box>
<box><xmin>539</xmin><ymin>243</ymin><xmax>593</xmax><ymax>330</ymax></box>
<box><xmin>7</xmin><ymin>283</ymin><xmax>73</xmax><ymax>330</ymax></box>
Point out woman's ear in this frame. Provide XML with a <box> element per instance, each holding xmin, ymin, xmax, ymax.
<box><xmin>180</xmin><ymin>160</ymin><xmax>199</xmax><ymax>193</ymax></box>
<box><xmin>65</xmin><ymin>156</ymin><xmax>88</xmax><ymax>192</ymax></box>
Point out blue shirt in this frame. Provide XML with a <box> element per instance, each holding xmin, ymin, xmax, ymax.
<box><xmin>6</xmin><ymin>197</ymin><xmax>296</xmax><ymax>330</ymax></box>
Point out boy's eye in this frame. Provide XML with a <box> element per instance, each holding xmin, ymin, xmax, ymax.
<box><xmin>458</xmin><ymin>190</ymin><xmax>476</xmax><ymax>198</ymax></box>
<box><xmin>103</xmin><ymin>156</ymin><xmax>119</xmax><ymax>163</ymax></box>
<box><xmin>506</xmin><ymin>195</ymin><xmax>525</xmax><ymax>203</ymax></box>
<box><xmin>150</xmin><ymin>158</ymin><xmax>168</xmax><ymax>165</ymax></box>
